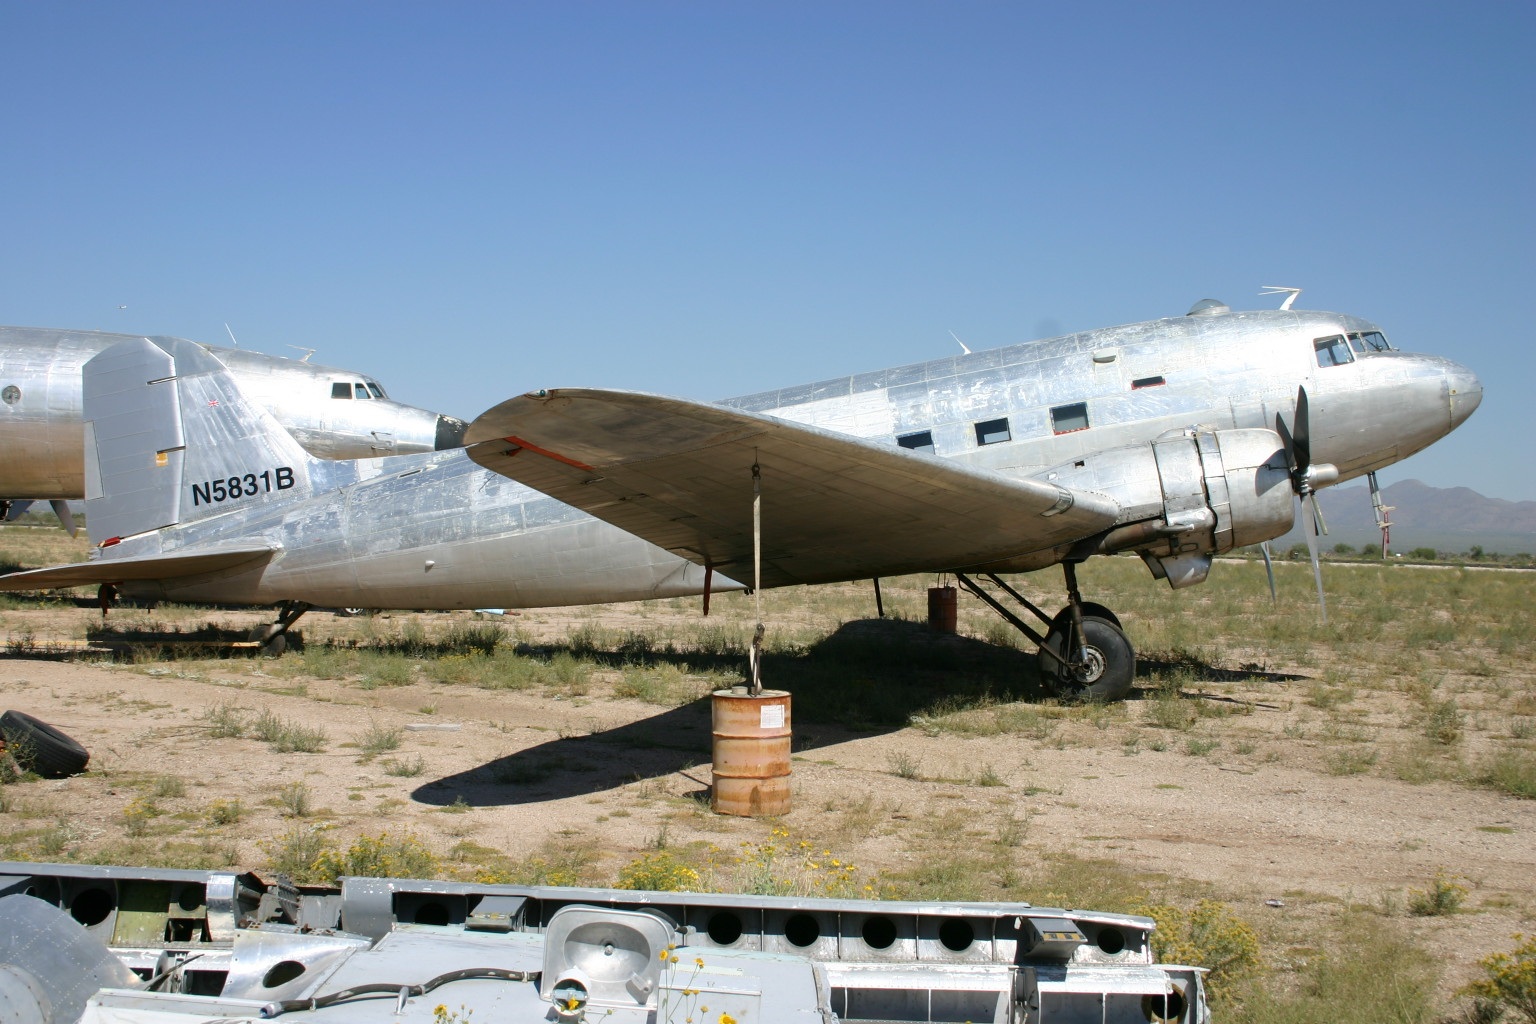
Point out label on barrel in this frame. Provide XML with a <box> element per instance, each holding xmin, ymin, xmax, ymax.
<box><xmin>760</xmin><ymin>704</ymin><xmax>785</xmax><ymax>729</ymax></box>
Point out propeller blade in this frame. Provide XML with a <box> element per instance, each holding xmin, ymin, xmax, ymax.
<box><xmin>1302</xmin><ymin>494</ymin><xmax>1328</xmax><ymax>624</ymax></box>
<box><xmin>1311</xmin><ymin>494</ymin><xmax>1329</xmax><ymax>537</ymax></box>
<box><xmin>1259</xmin><ymin>541</ymin><xmax>1277</xmax><ymax>603</ymax></box>
<box><xmin>50</xmin><ymin>499</ymin><xmax>77</xmax><ymax>538</ymax></box>
<box><xmin>1292</xmin><ymin>386</ymin><xmax>1312</xmax><ymax>477</ymax></box>
<box><xmin>1274</xmin><ymin>412</ymin><xmax>1298</xmax><ymax>475</ymax></box>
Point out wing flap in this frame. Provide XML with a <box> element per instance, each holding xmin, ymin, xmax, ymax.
<box><xmin>468</xmin><ymin>389</ymin><xmax>1119</xmax><ymax>587</ymax></box>
<box><xmin>0</xmin><ymin>546</ymin><xmax>276</xmax><ymax>591</ymax></box>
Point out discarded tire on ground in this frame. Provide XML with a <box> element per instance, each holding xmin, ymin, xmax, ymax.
<box><xmin>0</xmin><ymin>710</ymin><xmax>90</xmax><ymax>778</ymax></box>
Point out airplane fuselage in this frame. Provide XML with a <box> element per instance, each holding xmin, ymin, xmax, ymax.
<box><xmin>97</xmin><ymin>303</ymin><xmax>1479</xmax><ymax>611</ymax></box>
<box><xmin>729</xmin><ymin>305</ymin><xmax>1476</xmax><ymax>490</ymax></box>
<box><xmin>0</xmin><ymin>326</ymin><xmax>468</xmax><ymax>500</ymax></box>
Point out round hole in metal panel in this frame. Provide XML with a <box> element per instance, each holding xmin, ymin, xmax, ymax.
<box><xmin>263</xmin><ymin>960</ymin><xmax>307</xmax><ymax>988</ymax></box>
<box><xmin>1142</xmin><ymin>986</ymin><xmax>1186</xmax><ymax>1021</ymax></box>
<box><xmin>862</xmin><ymin>915</ymin><xmax>897</xmax><ymax>950</ymax></box>
<box><xmin>706</xmin><ymin>911</ymin><xmax>743</xmax><ymax>945</ymax></box>
<box><xmin>1097</xmin><ymin>926</ymin><xmax>1126</xmax><ymax>955</ymax></box>
<box><xmin>784</xmin><ymin>913</ymin><xmax>820</xmax><ymax>948</ymax></box>
<box><xmin>70</xmin><ymin>887</ymin><xmax>115</xmax><ymax>926</ymax></box>
<box><xmin>938</xmin><ymin>918</ymin><xmax>974</xmax><ymax>952</ymax></box>
<box><xmin>412</xmin><ymin>901</ymin><xmax>451</xmax><ymax>926</ymax></box>
<box><xmin>176</xmin><ymin>885</ymin><xmax>203</xmax><ymax>911</ymax></box>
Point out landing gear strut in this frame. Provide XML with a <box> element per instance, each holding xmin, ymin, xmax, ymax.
<box><xmin>955</xmin><ymin>563</ymin><xmax>1136</xmax><ymax>702</ymax></box>
<box><xmin>248</xmin><ymin>601</ymin><xmax>310</xmax><ymax>657</ymax></box>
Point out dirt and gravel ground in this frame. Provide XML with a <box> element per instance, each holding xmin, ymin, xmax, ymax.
<box><xmin>2</xmin><ymin>566</ymin><xmax>1534</xmax><ymax>1000</ymax></box>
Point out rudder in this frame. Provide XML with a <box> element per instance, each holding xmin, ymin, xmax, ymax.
<box><xmin>83</xmin><ymin>337</ymin><xmax>320</xmax><ymax>545</ymax></box>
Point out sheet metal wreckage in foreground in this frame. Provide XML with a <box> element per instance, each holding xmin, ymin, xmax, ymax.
<box><xmin>0</xmin><ymin>860</ymin><xmax>1211</xmax><ymax>1023</ymax></box>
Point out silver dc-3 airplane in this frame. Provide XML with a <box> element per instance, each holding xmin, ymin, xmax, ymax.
<box><xmin>0</xmin><ymin>296</ymin><xmax>1481</xmax><ymax>700</ymax></box>
<box><xmin>0</xmin><ymin>325</ymin><xmax>469</xmax><ymax>529</ymax></box>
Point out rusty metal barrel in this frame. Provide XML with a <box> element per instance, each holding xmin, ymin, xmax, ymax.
<box><xmin>928</xmin><ymin>586</ymin><xmax>958</xmax><ymax>633</ymax></box>
<box><xmin>711</xmin><ymin>688</ymin><xmax>792</xmax><ymax>816</ymax></box>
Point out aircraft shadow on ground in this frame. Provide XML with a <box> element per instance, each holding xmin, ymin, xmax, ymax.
<box><xmin>409</xmin><ymin>617</ymin><xmax>1300</xmax><ymax>809</ymax></box>
<box><xmin>413</xmin><ymin>616</ymin><xmax>1054</xmax><ymax>808</ymax></box>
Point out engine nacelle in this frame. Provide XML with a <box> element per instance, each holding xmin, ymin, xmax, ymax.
<box><xmin>1040</xmin><ymin>427</ymin><xmax>1295</xmax><ymax>588</ymax></box>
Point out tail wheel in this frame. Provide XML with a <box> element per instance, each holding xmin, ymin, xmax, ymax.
<box><xmin>1042</xmin><ymin>615</ymin><xmax>1136</xmax><ymax>702</ymax></box>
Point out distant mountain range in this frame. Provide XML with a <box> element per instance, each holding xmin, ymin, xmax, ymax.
<box><xmin>1270</xmin><ymin>479</ymin><xmax>1536</xmax><ymax>556</ymax></box>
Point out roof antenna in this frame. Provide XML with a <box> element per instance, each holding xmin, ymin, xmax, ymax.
<box><xmin>286</xmin><ymin>345</ymin><xmax>317</xmax><ymax>362</ymax></box>
<box><xmin>224</xmin><ymin>323</ymin><xmax>240</xmax><ymax>348</ymax></box>
<box><xmin>948</xmin><ymin>330</ymin><xmax>972</xmax><ymax>355</ymax></box>
<box><xmin>1260</xmin><ymin>286</ymin><xmax>1303</xmax><ymax>310</ymax></box>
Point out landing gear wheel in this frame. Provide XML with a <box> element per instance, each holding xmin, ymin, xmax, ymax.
<box><xmin>260</xmin><ymin>634</ymin><xmax>287</xmax><ymax>657</ymax></box>
<box><xmin>1049</xmin><ymin>602</ymin><xmax>1121</xmax><ymax>633</ymax></box>
<box><xmin>1042</xmin><ymin>615</ymin><xmax>1136</xmax><ymax>702</ymax></box>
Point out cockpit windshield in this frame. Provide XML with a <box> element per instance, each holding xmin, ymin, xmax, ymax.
<box><xmin>367</xmin><ymin>382</ymin><xmax>386</xmax><ymax>399</ymax></box>
<box><xmin>1314</xmin><ymin>335</ymin><xmax>1354</xmax><ymax>367</ymax></box>
<box><xmin>1347</xmin><ymin>331</ymin><xmax>1392</xmax><ymax>354</ymax></box>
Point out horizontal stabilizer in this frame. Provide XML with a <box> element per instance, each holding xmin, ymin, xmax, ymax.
<box><xmin>0</xmin><ymin>546</ymin><xmax>276</xmax><ymax>591</ymax></box>
<box><xmin>467</xmin><ymin>389</ymin><xmax>1121</xmax><ymax>587</ymax></box>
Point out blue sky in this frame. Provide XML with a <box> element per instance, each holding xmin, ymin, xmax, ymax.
<box><xmin>3</xmin><ymin>2</ymin><xmax>1532</xmax><ymax>498</ymax></box>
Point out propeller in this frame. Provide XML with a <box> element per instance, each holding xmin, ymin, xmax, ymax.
<box><xmin>1275</xmin><ymin>386</ymin><xmax>1338</xmax><ymax>623</ymax></box>
<box><xmin>1259</xmin><ymin>541</ymin><xmax>1278</xmax><ymax>603</ymax></box>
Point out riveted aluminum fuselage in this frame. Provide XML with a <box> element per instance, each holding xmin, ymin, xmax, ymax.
<box><xmin>0</xmin><ymin>326</ymin><xmax>467</xmax><ymax>499</ymax></box>
<box><xmin>726</xmin><ymin>308</ymin><xmax>1478</xmax><ymax>491</ymax></box>
<box><xmin>113</xmin><ymin>448</ymin><xmax>721</xmax><ymax>609</ymax></box>
<box><xmin>102</xmin><ymin>306</ymin><xmax>1478</xmax><ymax>610</ymax></box>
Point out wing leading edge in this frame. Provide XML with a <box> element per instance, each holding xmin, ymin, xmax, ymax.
<box><xmin>467</xmin><ymin>389</ymin><xmax>1121</xmax><ymax>588</ymax></box>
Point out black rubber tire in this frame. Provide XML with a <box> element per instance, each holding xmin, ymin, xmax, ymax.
<box><xmin>0</xmin><ymin>710</ymin><xmax>90</xmax><ymax>778</ymax></box>
<box><xmin>1048</xmin><ymin>603</ymin><xmax>1121</xmax><ymax>633</ymax></box>
<box><xmin>1041</xmin><ymin>615</ymin><xmax>1136</xmax><ymax>702</ymax></box>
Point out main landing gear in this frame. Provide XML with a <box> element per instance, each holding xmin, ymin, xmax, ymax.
<box><xmin>248</xmin><ymin>601</ymin><xmax>310</xmax><ymax>657</ymax></box>
<box><xmin>955</xmin><ymin>562</ymin><xmax>1136</xmax><ymax>702</ymax></box>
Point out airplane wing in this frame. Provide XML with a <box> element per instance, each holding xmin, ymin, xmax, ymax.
<box><xmin>466</xmin><ymin>389</ymin><xmax>1121</xmax><ymax>588</ymax></box>
<box><xmin>0</xmin><ymin>546</ymin><xmax>276</xmax><ymax>591</ymax></box>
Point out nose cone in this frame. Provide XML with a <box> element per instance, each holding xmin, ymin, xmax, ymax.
<box><xmin>1447</xmin><ymin>362</ymin><xmax>1482</xmax><ymax>430</ymax></box>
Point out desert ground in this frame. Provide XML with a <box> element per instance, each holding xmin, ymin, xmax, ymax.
<box><xmin>2</xmin><ymin>522</ymin><xmax>1533</xmax><ymax>1016</ymax></box>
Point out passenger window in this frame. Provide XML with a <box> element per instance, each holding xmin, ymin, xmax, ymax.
<box><xmin>1314</xmin><ymin>336</ymin><xmax>1353</xmax><ymax>367</ymax></box>
<box><xmin>354</xmin><ymin>383</ymin><xmax>372</xmax><ymax>399</ymax></box>
<box><xmin>367</xmin><ymin>382</ymin><xmax>386</xmax><ymax>399</ymax></box>
<box><xmin>974</xmin><ymin>418</ymin><xmax>1011</xmax><ymax>446</ymax></box>
<box><xmin>332</xmin><ymin>383</ymin><xmax>352</xmax><ymax>399</ymax></box>
<box><xmin>897</xmin><ymin>430</ymin><xmax>935</xmax><ymax>454</ymax></box>
<box><xmin>1131</xmin><ymin>375</ymin><xmax>1166</xmax><ymax>389</ymax></box>
<box><xmin>1050</xmin><ymin>403</ymin><xmax>1090</xmax><ymax>434</ymax></box>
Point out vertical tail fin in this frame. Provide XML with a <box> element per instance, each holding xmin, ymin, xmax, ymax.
<box><xmin>83</xmin><ymin>337</ymin><xmax>323</xmax><ymax>545</ymax></box>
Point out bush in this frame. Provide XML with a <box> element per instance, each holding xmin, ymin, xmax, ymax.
<box><xmin>1479</xmin><ymin>753</ymin><xmax>1536</xmax><ymax>799</ymax></box>
<box><xmin>1407</xmin><ymin>869</ymin><xmax>1467</xmax><ymax>916</ymax></box>
<box><xmin>312</xmin><ymin>830</ymin><xmax>439</xmax><ymax>883</ymax></box>
<box><xmin>1465</xmin><ymin>933</ymin><xmax>1536</xmax><ymax>1023</ymax></box>
<box><xmin>616</xmin><ymin>850</ymin><xmax>701</xmax><ymax>892</ymax></box>
<box><xmin>1139</xmin><ymin>899</ymin><xmax>1260</xmax><ymax>999</ymax></box>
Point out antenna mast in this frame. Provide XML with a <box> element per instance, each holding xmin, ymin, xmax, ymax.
<box><xmin>1260</xmin><ymin>286</ymin><xmax>1303</xmax><ymax>310</ymax></box>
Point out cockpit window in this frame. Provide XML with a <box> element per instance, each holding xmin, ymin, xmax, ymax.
<box><xmin>331</xmin><ymin>382</ymin><xmax>352</xmax><ymax>399</ymax></box>
<box><xmin>354</xmin><ymin>382</ymin><xmax>372</xmax><ymax>399</ymax></box>
<box><xmin>1347</xmin><ymin>331</ymin><xmax>1392</xmax><ymax>354</ymax></box>
<box><xmin>1314</xmin><ymin>335</ymin><xmax>1354</xmax><ymax>367</ymax></box>
<box><xmin>366</xmin><ymin>382</ymin><xmax>386</xmax><ymax>399</ymax></box>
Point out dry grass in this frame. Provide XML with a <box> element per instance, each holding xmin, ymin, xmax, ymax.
<box><xmin>2</xmin><ymin>526</ymin><xmax>1534</xmax><ymax>1017</ymax></box>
